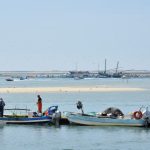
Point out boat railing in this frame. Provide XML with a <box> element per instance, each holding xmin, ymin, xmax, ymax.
<box><xmin>4</xmin><ymin>108</ymin><xmax>31</xmax><ymax>117</ymax></box>
<box><xmin>5</xmin><ymin>108</ymin><xmax>30</xmax><ymax>111</ymax></box>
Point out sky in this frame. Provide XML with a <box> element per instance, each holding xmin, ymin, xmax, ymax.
<box><xmin>0</xmin><ymin>0</ymin><xmax>150</xmax><ymax>71</ymax></box>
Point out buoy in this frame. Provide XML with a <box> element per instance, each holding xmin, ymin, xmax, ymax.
<box><xmin>133</xmin><ymin>111</ymin><xmax>143</xmax><ymax>119</ymax></box>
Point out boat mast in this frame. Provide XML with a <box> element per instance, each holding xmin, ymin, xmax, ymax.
<box><xmin>98</xmin><ymin>63</ymin><xmax>100</xmax><ymax>73</ymax></box>
<box><xmin>104</xmin><ymin>59</ymin><xmax>107</xmax><ymax>74</ymax></box>
<box><xmin>115</xmin><ymin>61</ymin><xmax>119</xmax><ymax>73</ymax></box>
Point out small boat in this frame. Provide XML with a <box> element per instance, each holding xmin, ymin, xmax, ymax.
<box><xmin>65</xmin><ymin>101</ymin><xmax>150</xmax><ymax>127</ymax></box>
<box><xmin>5</xmin><ymin>78</ymin><xmax>14</xmax><ymax>81</ymax></box>
<box><xmin>19</xmin><ymin>76</ymin><xmax>27</xmax><ymax>80</ymax></box>
<box><xmin>74</xmin><ymin>76</ymin><xmax>84</xmax><ymax>80</ymax></box>
<box><xmin>66</xmin><ymin>113</ymin><xmax>146</xmax><ymax>127</ymax></box>
<box><xmin>0</xmin><ymin>106</ymin><xmax>60</xmax><ymax>125</ymax></box>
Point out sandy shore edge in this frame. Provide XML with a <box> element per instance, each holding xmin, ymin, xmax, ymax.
<box><xmin>0</xmin><ymin>86</ymin><xmax>147</xmax><ymax>93</ymax></box>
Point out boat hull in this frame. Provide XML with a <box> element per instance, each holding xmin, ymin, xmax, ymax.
<box><xmin>0</xmin><ymin>116</ymin><xmax>52</xmax><ymax>124</ymax></box>
<box><xmin>67</xmin><ymin>114</ymin><xmax>145</xmax><ymax>127</ymax></box>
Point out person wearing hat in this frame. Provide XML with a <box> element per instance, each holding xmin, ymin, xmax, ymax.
<box><xmin>0</xmin><ymin>98</ymin><xmax>5</xmax><ymax>117</ymax></box>
<box><xmin>37</xmin><ymin>95</ymin><xmax>42</xmax><ymax>114</ymax></box>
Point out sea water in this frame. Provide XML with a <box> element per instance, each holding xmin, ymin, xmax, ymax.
<box><xmin>0</xmin><ymin>77</ymin><xmax>150</xmax><ymax>150</ymax></box>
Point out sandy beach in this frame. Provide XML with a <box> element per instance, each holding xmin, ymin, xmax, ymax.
<box><xmin>0</xmin><ymin>86</ymin><xmax>147</xmax><ymax>93</ymax></box>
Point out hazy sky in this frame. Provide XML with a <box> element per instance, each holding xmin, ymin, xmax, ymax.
<box><xmin>0</xmin><ymin>0</ymin><xmax>150</xmax><ymax>71</ymax></box>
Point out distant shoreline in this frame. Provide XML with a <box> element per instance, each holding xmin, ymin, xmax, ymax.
<box><xmin>0</xmin><ymin>86</ymin><xmax>147</xmax><ymax>93</ymax></box>
<box><xmin>1</xmin><ymin>70</ymin><xmax>150</xmax><ymax>78</ymax></box>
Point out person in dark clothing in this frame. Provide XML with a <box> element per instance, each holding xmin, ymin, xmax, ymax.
<box><xmin>0</xmin><ymin>98</ymin><xmax>5</xmax><ymax>117</ymax></box>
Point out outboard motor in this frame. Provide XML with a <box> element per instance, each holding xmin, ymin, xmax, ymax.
<box><xmin>45</xmin><ymin>106</ymin><xmax>61</xmax><ymax>127</ymax></box>
<box><xmin>76</xmin><ymin>101</ymin><xmax>84</xmax><ymax>114</ymax></box>
<box><xmin>47</xmin><ymin>106</ymin><xmax>58</xmax><ymax>115</ymax></box>
<box><xmin>142</xmin><ymin>107</ymin><xmax>150</xmax><ymax>128</ymax></box>
<box><xmin>52</xmin><ymin>110</ymin><xmax>61</xmax><ymax>127</ymax></box>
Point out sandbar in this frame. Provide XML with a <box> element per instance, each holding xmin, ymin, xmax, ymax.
<box><xmin>0</xmin><ymin>86</ymin><xmax>147</xmax><ymax>93</ymax></box>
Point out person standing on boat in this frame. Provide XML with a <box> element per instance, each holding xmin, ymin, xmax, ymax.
<box><xmin>0</xmin><ymin>98</ymin><xmax>5</xmax><ymax>117</ymax></box>
<box><xmin>37</xmin><ymin>95</ymin><xmax>42</xmax><ymax>114</ymax></box>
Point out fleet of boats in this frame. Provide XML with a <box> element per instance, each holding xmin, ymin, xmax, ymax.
<box><xmin>0</xmin><ymin>101</ymin><xmax>150</xmax><ymax>128</ymax></box>
<box><xmin>5</xmin><ymin>76</ymin><xmax>27</xmax><ymax>81</ymax></box>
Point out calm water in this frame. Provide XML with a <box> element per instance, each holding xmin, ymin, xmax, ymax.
<box><xmin>0</xmin><ymin>77</ymin><xmax>150</xmax><ymax>150</ymax></box>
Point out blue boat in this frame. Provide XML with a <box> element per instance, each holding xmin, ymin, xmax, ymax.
<box><xmin>0</xmin><ymin>106</ymin><xmax>59</xmax><ymax>125</ymax></box>
<box><xmin>0</xmin><ymin>115</ymin><xmax>51</xmax><ymax>124</ymax></box>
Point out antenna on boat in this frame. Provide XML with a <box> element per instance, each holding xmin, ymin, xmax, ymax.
<box><xmin>76</xmin><ymin>101</ymin><xmax>84</xmax><ymax>114</ymax></box>
<box><xmin>104</xmin><ymin>59</ymin><xmax>107</xmax><ymax>74</ymax></box>
<box><xmin>98</xmin><ymin>63</ymin><xmax>100</xmax><ymax>73</ymax></box>
<box><xmin>115</xmin><ymin>61</ymin><xmax>119</xmax><ymax>73</ymax></box>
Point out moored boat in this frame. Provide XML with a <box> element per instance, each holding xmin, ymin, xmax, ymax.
<box><xmin>66</xmin><ymin>113</ymin><xmax>146</xmax><ymax>127</ymax></box>
<box><xmin>65</xmin><ymin>101</ymin><xmax>150</xmax><ymax>127</ymax></box>
<box><xmin>0</xmin><ymin>106</ymin><xmax>60</xmax><ymax>125</ymax></box>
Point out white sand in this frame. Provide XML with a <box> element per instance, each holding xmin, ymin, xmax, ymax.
<box><xmin>0</xmin><ymin>86</ymin><xmax>147</xmax><ymax>93</ymax></box>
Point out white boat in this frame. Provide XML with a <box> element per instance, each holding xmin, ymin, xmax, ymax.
<box><xmin>65</xmin><ymin>101</ymin><xmax>150</xmax><ymax>127</ymax></box>
<box><xmin>66</xmin><ymin>113</ymin><xmax>146</xmax><ymax>127</ymax></box>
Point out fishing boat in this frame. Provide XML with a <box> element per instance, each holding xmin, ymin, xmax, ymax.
<box><xmin>66</xmin><ymin>113</ymin><xmax>147</xmax><ymax>127</ymax></box>
<box><xmin>65</xmin><ymin>101</ymin><xmax>150</xmax><ymax>127</ymax></box>
<box><xmin>0</xmin><ymin>106</ymin><xmax>60</xmax><ymax>125</ymax></box>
